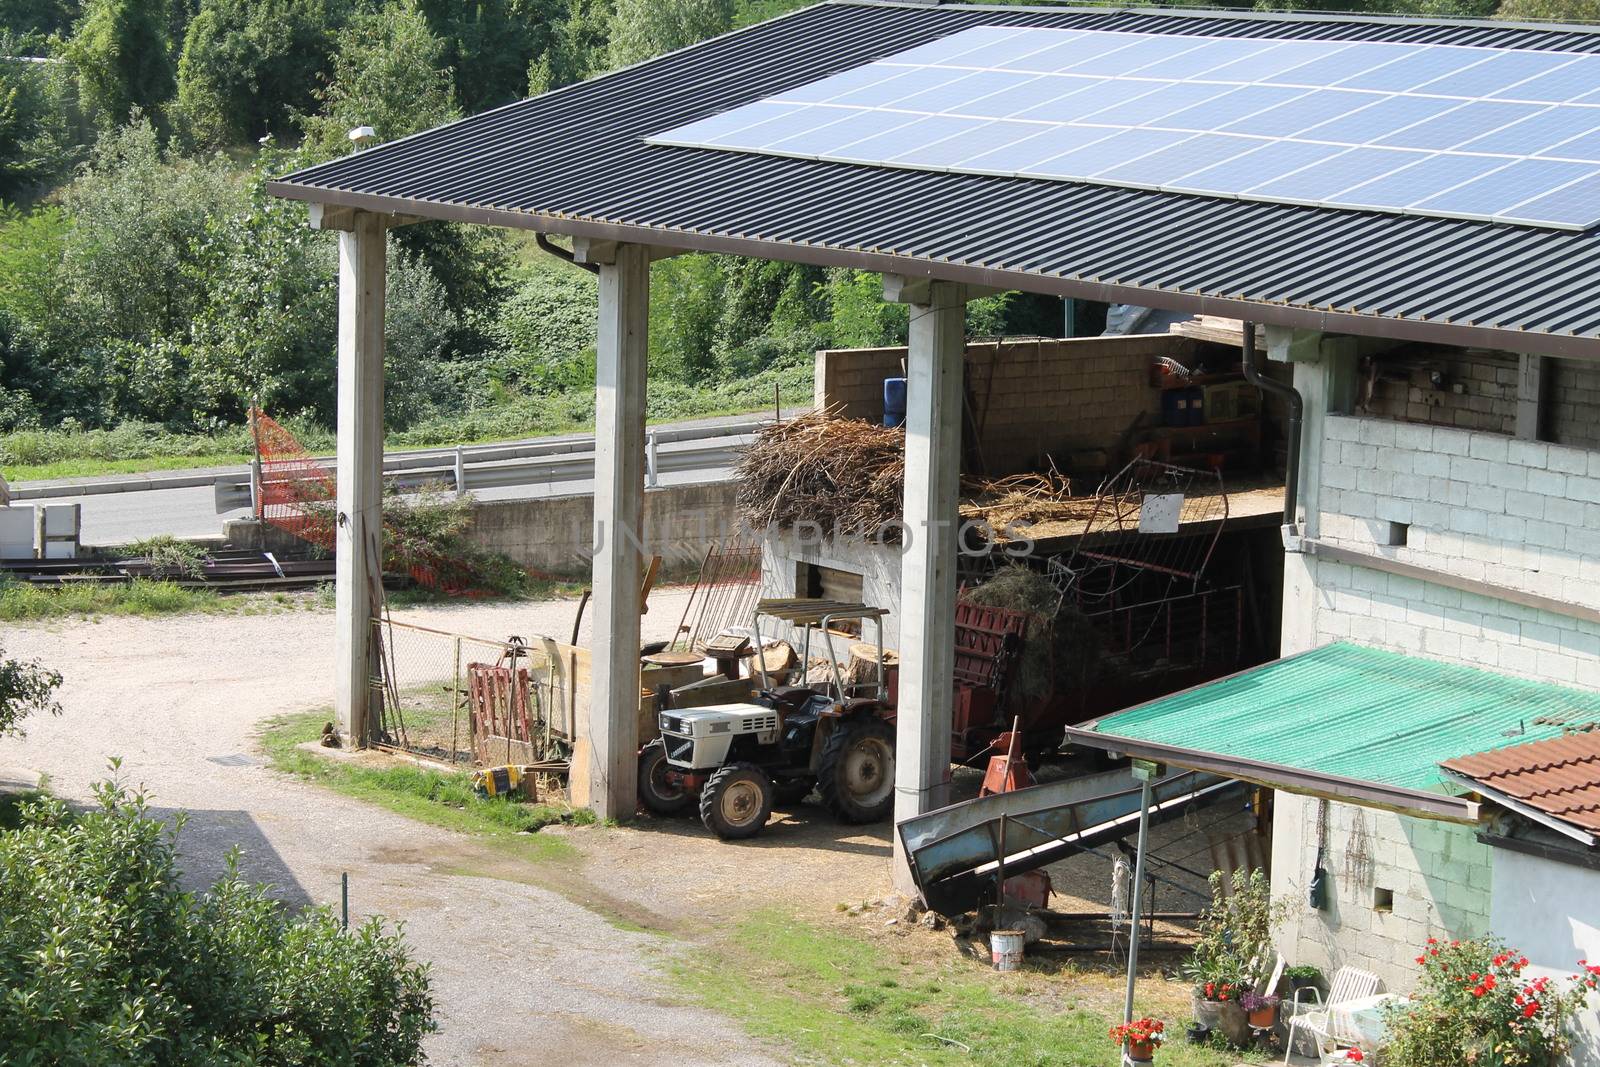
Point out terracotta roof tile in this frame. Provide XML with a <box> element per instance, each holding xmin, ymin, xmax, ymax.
<box><xmin>1442</xmin><ymin>730</ymin><xmax>1600</xmax><ymax>833</ymax></box>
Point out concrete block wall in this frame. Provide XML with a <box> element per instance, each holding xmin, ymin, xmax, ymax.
<box><xmin>465</xmin><ymin>478</ymin><xmax>741</xmax><ymax>574</ymax></box>
<box><xmin>815</xmin><ymin>335</ymin><xmax>1189</xmax><ymax>475</ymax></box>
<box><xmin>1550</xmin><ymin>358</ymin><xmax>1600</xmax><ymax>451</ymax></box>
<box><xmin>1366</xmin><ymin>350</ymin><xmax>1519</xmax><ymax>434</ymax></box>
<box><xmin>1273</xmin><ymin>792</ymin><xmax>1492</xmax><ymax>992</ymax></box>
<box><xmin>1317</xmin><ymin>415</ymin><xmax>1600</xmax><ymax>617</ymax></box>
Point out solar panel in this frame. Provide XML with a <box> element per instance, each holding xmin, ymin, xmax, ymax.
<box><xmin>647</xmin><ymin>26</ymin><xmax>1600</xmax><ymax>230</ymax></box>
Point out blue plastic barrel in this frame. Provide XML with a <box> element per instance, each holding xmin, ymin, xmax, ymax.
<box><xmin>883</xmin><ymin>377</ymin><xmax>908</xmax><ymax>428</ymax></box>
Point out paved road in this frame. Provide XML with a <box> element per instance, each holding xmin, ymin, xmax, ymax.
<box><xmin>11</xmin><ymin>412</ymin><xmax>779</xmax><ymax>547</ymax></box>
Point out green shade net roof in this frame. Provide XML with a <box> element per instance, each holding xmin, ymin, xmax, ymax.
<box><xmin>1082</xmin><ymin>642</ymin><xmax>1600</xmax><ymax>794</ymax></box>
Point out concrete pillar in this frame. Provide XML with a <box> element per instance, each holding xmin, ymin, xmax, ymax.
<box><xmin>586</xmin><ymin>242</ymin><xmax>649</xmax><ymax>821</ymax></box>
<box><xmin>1516</xmin><ymin>353</ymin><xmax>1546</xmax><ymax>441</ymax></box>
<box><xmin>334</xmin><ymin>211</ymin><xmax>386</xmax><ymax>745</ymax></box>
<box><xmin>888</xmin><ymin>276</ymin><xmax>967</xmax><ymax>893</ymax></box>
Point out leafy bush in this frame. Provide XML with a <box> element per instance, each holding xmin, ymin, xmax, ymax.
<box><xmin>0</xmin><ymin>780</ymin><xmax>435</xmax><ymax>1065</ymax></box>
<box><xmin>1382</xmin><ymin>937</ymin><xmax>1600</xmax><ymax>1067</ymax></box>
<box><xmin>1183</xmin><ymin>868</ymin><xmax>1289</xmax><ymax>1000</ymax></box>
<box><xmin>0</xmin><ymin>639</ymin><xmax>60</xmax><ymax>738</ymax></box>
<box><xmin>124</xmin><ymin>534</ymin><xmax>211</xmax><ymax>578</ymax></box>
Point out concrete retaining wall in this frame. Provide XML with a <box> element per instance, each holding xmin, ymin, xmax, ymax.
<box><xmin>225</xmin><ymin>478</ymin><xmax>742</xmax><ymax>575</ymax></box>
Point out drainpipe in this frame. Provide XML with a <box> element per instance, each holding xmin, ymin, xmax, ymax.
<box><xmin>1240</xmin><ymin>322</ymin><xmax>1304</xmax><ymax>548</ymax></box>
<box><xmin>536</xmin><ymin>232</ymin><xmax>598</xmax><ymax>275</ymax></box>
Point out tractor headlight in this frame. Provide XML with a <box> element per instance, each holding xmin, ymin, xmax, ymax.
<box><xmin>660</xmin><ymin>715</ymin><xmax>690</xmax><ymax>735</ymax></box>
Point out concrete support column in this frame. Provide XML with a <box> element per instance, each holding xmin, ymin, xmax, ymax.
<box><xmin>888</xmin><ymin>276</ymin><xmax>967</xmax><ymax>893</ymax></box>
<box><xmin>334</xmin><ymin>211</ymin><xmax>386</xmax><ymax>745</ymax></box>
<box><xmin>1516</xmin><ymin>353</ymin><xmax>1546</xmax><ymax>441</ymax></box>
<box><xmin>586</xmin><ymin>242</ymin><xmax>649</xmax><ymax>821</ymax></box>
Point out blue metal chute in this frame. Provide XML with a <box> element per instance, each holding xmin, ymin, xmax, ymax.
<box><xmin>898</xmin><ymin>766</ymin><xmax>1243</xmax><ymax>915</ymax></box>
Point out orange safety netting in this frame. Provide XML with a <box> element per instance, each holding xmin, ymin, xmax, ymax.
<box><xmin>253</xmin><ymin>407</ymin><xmax>337</xmax><ymax>549</ymax></box>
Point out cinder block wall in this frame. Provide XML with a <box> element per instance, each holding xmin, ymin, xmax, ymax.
<box><xmin>464</xmin><ymin>479</ymin><xmax>741</xmax><ymax>573</ymax></box>
<box><xmin>1277</xmin><ymin>385</ymin><xmax>1600</xmax><ymax>991</ymax></box>
<box><xmin>1273</xmin><ymin>793</ymin><xmax>1492</xmax><ymax>991</ymax></box>
<box><xmin>815</xmin><ymin>335</ymin><xmax>1191</xmax><ymax>475</ymax></box>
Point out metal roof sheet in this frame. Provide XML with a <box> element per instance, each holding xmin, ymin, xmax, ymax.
<box><xmin>267</xmin><ymin>2</ymin><xmax>1600</xmax><ymax>358</ymax></box>
<box><xmin>1443</xmin><ymin>730</ymin><xmax>1600</xmax><ymax>832</ymax></box>
<box><xmin>1077</xmin><ymin>641</ymin><xmax>1600</xmax><ymax>794</ymax></box>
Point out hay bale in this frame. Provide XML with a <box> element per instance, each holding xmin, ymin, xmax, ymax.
<box><xmin>735</xmin><ymin>412</ymin><xmax>906</xmax><ymax>539</ymax></box>
<box><xmin>961</xmin><ymin>564</ymin><xmax>1102</xmax><ymax>701</ymax></box>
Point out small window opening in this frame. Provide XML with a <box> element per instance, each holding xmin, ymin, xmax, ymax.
<box><xmin>1374</xmin><ymin>886</ymin><xmax>1394</xmax><ymax>913</ymax></box>
<box><xmin>1388</xmin><ymin>522</ymin><xmax>1409</xmax><ymax>547</ymax></box>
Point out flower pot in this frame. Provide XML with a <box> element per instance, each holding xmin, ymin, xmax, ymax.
<box><xmin>1248</xmin><ymin>1006</ymin><xmax>1277</xmax><ymax>1028</ymax></box>
<box><xmin>1185</xmin><ymin>1022</ymin><xmax>1210</xmax><ymax>1045</ymax></box>
<box><xmin>1126</xmin><ymin>1039</ymin><xmax>1156</xmax><ymax>1062</ymax></box>
<box><xmin>1191</xmin><ymin>995</ymin><xmax>1221</xmax><ymax>1029</ymax></box>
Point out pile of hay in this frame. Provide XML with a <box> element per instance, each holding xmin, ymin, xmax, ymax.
<box><xmin>961</xmin><ymin>564</ymin><xmax>1103</xmax><ymax>701</ymax></box>
<box><xmin>735</xmin><ymin>412</ymin><xmax>906</xmax><ymax>538</ymax></box>
<box><xmin>960</xmin><ymin>469</ymin><xmax>1099</xmax><ymax>535</ymax></box>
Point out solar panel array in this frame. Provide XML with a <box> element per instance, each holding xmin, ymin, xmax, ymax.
<box><xmin>647</xmin><ymin>26</ymin><xmax>1600</xmax><ymax>230</ymax></box>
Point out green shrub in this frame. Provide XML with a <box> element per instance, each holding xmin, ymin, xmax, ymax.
<box><xmin>1183</xmin><ymin>868</ymin><xmax>1289</xmax><ymax>1003</ymax></box>
<box><xmin>124</xmin><ymin>534</ymin><xmax>212</xmax><ymax>578</ymax></box>
<box><xmin>1383</xmin><ymin>937</ymin><xmax>1600</xmax><ymax>1067</ymax></box>
<box><xmin>0</xmin><ymin>780</ymin><xmax>435</xmax><ymax>1065</ymax></box>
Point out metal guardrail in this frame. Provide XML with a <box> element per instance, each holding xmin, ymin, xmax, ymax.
<box><xmin>208</xmin><ymin>424</ymin><xmax>759</xmax><ymax>513</ymax></box>
<box><xmin>9</xmin><ymin>417</ymin><xmax>772</xmax><ymax>505</ymax></box>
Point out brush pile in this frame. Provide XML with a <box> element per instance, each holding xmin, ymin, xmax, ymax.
<box><xmin>960</xmin><ymin>468</ymin><xmax>1098</xmax><ymax>535</ymax></box>
<box><xmin>735</xmin><ymin>412</ymin><xmax>906</xmax><ymax>538</ymax></box>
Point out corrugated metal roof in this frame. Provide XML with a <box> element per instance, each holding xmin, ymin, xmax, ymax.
<box><xmin>1443</xmin><ymin>730</ymin><xmax>1600</xmax><ymax>833</ymax></box>
<box><xmin>267</xmin><ymin>2</ymin><xmax>1600</xmax><ymax>358</ymax></box>
<box><xmin>1080</xmin><ymin>642</ymin><xmax>1600</xmax><ymax>794</ymax></box>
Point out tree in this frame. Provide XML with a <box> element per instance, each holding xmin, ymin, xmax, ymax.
<box><xmin>0</xmin><ymin>780</ymin><xmax>435</xmax><ymax>1064</ymax></box>
<box><xmin>0</xmin><ymin>0</ymin><xmax>80</xmax><ymax>45</ymax></box>
<box><xmin>526</xmin><ymin>0</ymin><xmax>610</xmax><ymax>92</ymax></box>
<box><xmin>176</xmin><ymin>0</ymin><xmax>339</xmax><ymax>146</ymax></box>
<box><xmin>0</xmin><ymin>643</ymin><xmax>60</xmax><ymax>740</ymax></box>
<box><xmin>63</xmin><ymin>0</ymin><xmax>176</xmax><ymax>127</ymax></box>
<box><xmin>1497</xmin><ymin>0</ymin><xmax>1600</xmax><ymax>18</ymax></box>
<box><xmin>298</xmin><ymin>0</ymin><xmax>459</xmax><ymax>160</ymax></box>
<box><xmin>417</xmin><ymin>0</ymin><xmax>552</xmax><ymax>113</ymax></box>
<box><xmin>606</xmin><ymin>0</ymin><xmax>730</xmax><ymax>67</ymax></box>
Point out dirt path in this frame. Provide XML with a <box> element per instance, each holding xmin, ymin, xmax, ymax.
<box><xmin>2</xmin><ymin>594</ymin><xmax>798</xmax><ymax>1067</ymax></box>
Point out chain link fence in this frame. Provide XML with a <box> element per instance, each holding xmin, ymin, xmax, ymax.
<box><xmin>372</xmin><ymin>619</ymin><xmax>577</xmax><ymax>767</ymax></box>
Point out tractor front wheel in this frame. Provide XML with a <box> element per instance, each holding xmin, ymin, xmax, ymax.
<box><xmin>699</xmin><ymin>763</ymin><xmax>775</xmax><ymax>840</ymax></box>
<box><xmin>637</xmin><ymin>740</ymin><xmax>694</xmax><ymax>816</ymax></box>
<box><xmin>817</xmin><ymin>716</ymin><xmax>895</xmax><ymax>824</ymax></box>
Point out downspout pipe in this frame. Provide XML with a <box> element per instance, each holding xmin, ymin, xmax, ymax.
<box><xmin>536</xmin><ymin>232</ymin><xmax>598</xmax><ymax>275</ymax></box>
<box><xmin>1239</xmin><ymin>322</ymin><xmax>1304</xmax><ymax>536</ymax></box>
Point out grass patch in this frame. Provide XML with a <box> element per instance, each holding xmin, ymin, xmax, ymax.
<box><xmin>0</xmin><ymin>579</ymin><xmax>339</xmax><ymax>622</ymax></box>
<box><xmin>0</xmin><ymin>578</ymin><xmax>225</xmax><ymax>621</ymax></box>
<box><xmin>675</xmin><ymin>911</ymin><xmax>1247</xmax><ymax>1067</ymax></box>
<box><xmin>259</xmin><ymin>711</ymin><xmax>590</xmax><ymax>862</ymax></box>
<box><xmin>4</xmin><ymin>452</ymin><xmax>254</xmax><ymax>482</ymax></box>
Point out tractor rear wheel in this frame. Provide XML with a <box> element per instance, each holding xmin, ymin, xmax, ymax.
<box><xmin>637</xmin><ymin>740</ymin><xmax>693</xmax><ymax>816</ymax></box>
<box><xmin>699</xmin><ymin>763</ymin><xmax>775</xmax><ymax>840</ymax></box>
<box><xmin>817</xmin><ymin>716</ymin><xmax>895</xmax><ymax>824</ymax></box>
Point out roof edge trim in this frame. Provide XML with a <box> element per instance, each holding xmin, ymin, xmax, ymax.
<box><xmin>1441</xmin><ymin>767</ymin><xmax>1599</xmax><ymax>846</ymax></box>
<box><xmin>261</xmin><ymin>183</ymin><xmax>1600</xmax><ymax>361</ymax></box>
<box><xmin>1064</xmin><ymin>726</ymin><xmax>1482</xmax><ymax>823</ymax></box>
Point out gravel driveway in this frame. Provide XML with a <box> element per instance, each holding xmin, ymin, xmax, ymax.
<box><xmin>3</xmin><ymin>593</ymin><xmax>786</xmax><ymax>1067</ymax></box>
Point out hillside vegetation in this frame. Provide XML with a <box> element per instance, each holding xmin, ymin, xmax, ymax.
<box><xmin>0</xmin><ymin>0</ymin><xmax>1580</xmax><ymax>472</ymax></box>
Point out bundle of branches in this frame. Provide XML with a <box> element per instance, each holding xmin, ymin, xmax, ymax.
<box><xmin>961</xmin><ymin>564</ymin><xmax>1103</xmax><ymax>701</ymax></box>
<box><xmin>736</xmin><ymin>412</ymin><xmax>906</xmax><ymax>539</ymax></box>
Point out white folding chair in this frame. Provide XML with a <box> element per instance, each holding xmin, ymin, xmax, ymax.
<box><xmin>1283</xmin><ymin>966</ymin><xmax>1380</xmax><ymax>1065</ymax></box>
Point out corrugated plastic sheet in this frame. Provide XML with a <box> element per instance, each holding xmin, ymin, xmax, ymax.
<box><xmin>1444</xmin><ymin>730</ymin><xmax>1600</xmax><ymax>831</ymax></box>
<box><xmin>267</xmin><ymin>2</ymin><xmax>1600</xmax><ymax>353</ymax></box>
<box><xmin>1085</xmin><ymin>642</ymin><xmax>1600</xmax><ymax>793</ymax></box>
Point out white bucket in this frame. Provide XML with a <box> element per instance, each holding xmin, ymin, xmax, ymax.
<box><xmin>990</xmin><ymin>929</ymin><xmax>1025</xmax><ymax>971</ymax></box>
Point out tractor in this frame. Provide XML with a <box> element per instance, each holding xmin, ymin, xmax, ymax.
<box><xmin>637</xmin><ymin>599</ymin><xmax>895</xmax><ymax>840</ymax></box>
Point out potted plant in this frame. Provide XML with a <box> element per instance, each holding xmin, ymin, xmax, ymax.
<box><xmin>1180</xmin><ymin>870</ymin><xmax>1291</xmax><ymax>1048</ymax></box>
<box><xmin>1241</xmin><ymin>990</ymin><xmax>1281</xmax><ymax>1028</ymax></box>
<box><xmin>1286</xmin><ymin>964</ymin><xmax>1323</xmax><ymax>995</ymax></box>
<box><xmin>1110</xmin><ymin>1017</ymin><xmax>1166</xmax><ymax>1062</ymax></box>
